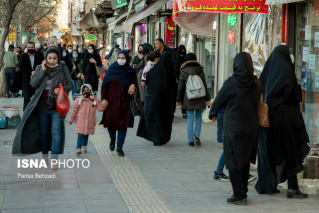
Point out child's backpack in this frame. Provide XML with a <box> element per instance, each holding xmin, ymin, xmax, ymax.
<box><xmin>186</xmin><ymin>75</ymin><xmax>206</xmax><ymax>99</ymax></box>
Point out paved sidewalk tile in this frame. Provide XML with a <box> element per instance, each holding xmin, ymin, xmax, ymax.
<box><xmin>1</xmin><ymin>94</ymin><xmax>319</xmax><ymax>213</ymax></box>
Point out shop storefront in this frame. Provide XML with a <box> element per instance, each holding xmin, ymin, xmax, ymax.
<box><xmin>296</xmin><ymin>0</ymin><xmax>319</xmax><ymax>147</ymax></box>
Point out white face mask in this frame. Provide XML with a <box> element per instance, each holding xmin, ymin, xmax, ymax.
<box><xmin>47</xmin><ymin>64</ymin><xmax>59</xmax><ymax>68</ymax></box>
<box><xmin>117</xmin><ymin>59</ymin><xmax>126</xmax><ymax>66</ymax></box>
<box><xmin>88</xmin><ymin>49</ymin><xmax>94</xmax><ymax>54</ymax></box>
<box><xmin>68</xmin><ymin>49</ymin><xmax>72</xmax><ymax>53</ymax></box>
<box><xmin>78</xmin><ymin>48</ymin><xmax>83</xmax><ymax>53</ymax></box>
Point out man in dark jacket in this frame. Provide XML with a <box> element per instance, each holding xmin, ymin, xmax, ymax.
<box><xmin>20</xmin><ymin>41</ymin><xmax>44</xmax><ymax>110</ymax></box>
<box><xmin>155</xmin><ymin>38</ymin><xmax>179</xmax><ymax>115</ymax></box>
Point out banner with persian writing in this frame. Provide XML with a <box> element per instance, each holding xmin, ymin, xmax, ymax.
<box><xmin>166</xmin><ymin>16</ymin><xmax>176</xmax><ymax>47</ymax></box>
<box><xmin>173</xmin><ymin>0</ymin><xmax>268</xmax><ymax>14</ymax></box>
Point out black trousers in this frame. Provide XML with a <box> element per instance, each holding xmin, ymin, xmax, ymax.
<box><xmin>23</xmin><ymin>85</ymin><xmax>35</xmax><ymax>110</ymax></box>
<box><xmin>287</xmin><ymin>175</ymin><xmax>298</xmax><ymax>190</ymax></box>
<box><xmin>84</xmin><ymin>74</ymin><xmax>98</xmax><ymax>92</ymax></box>
<box><xmin>229</xmin><ymin>164</ymin><xmax>250</xmax><ymax>199</ymax></box>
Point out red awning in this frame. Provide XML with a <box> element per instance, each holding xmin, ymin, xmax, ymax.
<box><xmin>173</xmin><ymin>0</ymin><xmax>268</xmax><ymax>37</ymax></box>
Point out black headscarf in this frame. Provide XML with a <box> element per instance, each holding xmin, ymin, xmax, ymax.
<box><xmin>229</xmin><ymin>52</ymin><xmax>256</xmax><ymax>97</ymax></box>
<box><xmin>138</xmin><ymin>43</ymin><xmax>154</xmax><ymax>70</ymax></box>
<box><xmin>184</xmin><ymin>53</ymin><xmax>197</xmax><ymax>62</ymax></box>
<box><xmin>260</xmin><ymin>45</ymin><xmax>297</xmax><ymax>111</ymax></box>
<box><xmin>103</xmin><ymin>50</ymin><xmax>136</xmax><ymax>101</ymax></box>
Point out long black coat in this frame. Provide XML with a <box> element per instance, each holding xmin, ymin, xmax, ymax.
<box><xmin>137</xmin><ymin>53</ymin><xmax>174</xmax><ymax>146</ymax></box>
<box><xmin>255</xmin><ymin>45</ymin><xmax>310</xmax><ymax>194</ymax></box>
<box><xmin>209</xmin><ymin>53</ymin><xmax>261</xmax><ymax>170</ymax></box>
<box><xmin>20</xmin><ymin>52</ymin><xmax>44</xmax><ymax>87</ymax></box>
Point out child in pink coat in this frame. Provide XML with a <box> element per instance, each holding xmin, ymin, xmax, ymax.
<box><xmin>69</xmin><ymin>84</ymin><xmax>108</xmax><ymax>154</ymax></box>
<box><xmin>141</xmin><ymin>51</ymin><xmax>161</xmax><ymax>87</ymax></box>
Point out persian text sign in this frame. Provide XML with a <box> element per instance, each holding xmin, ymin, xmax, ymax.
<box><xmin>173</xmin><ymin>0</ymin><xmax>268</xmax><ymax>14</ymax></box>
<box><xmin>166</xmin><ymin>16</ymin><xmax>176</xmax><ymax>48</ymax></box>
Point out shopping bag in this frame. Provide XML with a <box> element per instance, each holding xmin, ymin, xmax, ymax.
<box><xmin>56</xmin><ymin>83</ymin><xmax>70</xmax><ymax>118</ymax></box>
<box><xmin>202</xmin><ymin>106</ymin><xmax>212</xmax><ymax>123</ymax></box>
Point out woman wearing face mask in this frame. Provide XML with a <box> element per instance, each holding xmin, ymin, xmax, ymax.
<box><xmin>71</xmin><ymin>50</ymin><xmax>84</xmax><ymax>99</ymax></box>
<box><xmin>82</xmin><ymin>44</ymin><xmax>103</xmax><ymax>93</ymax></box>
<box><xmin>100</xmin><ymin>50</ymin><xmax>137</xmax><ymax>157</ymax></box>
<box><xmin>12</xmin><ymin>48</ymin><xmax>73</xmax><ymax>170</ymax></box>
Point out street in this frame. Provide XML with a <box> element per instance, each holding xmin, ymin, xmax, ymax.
<box><xmin>0</xmin><ymin>92</ymin><xmax>318</xmax><ymax>213</ymax></box>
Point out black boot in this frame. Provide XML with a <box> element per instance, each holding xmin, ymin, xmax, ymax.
<box><xmin>227</xmin><ymin>195</ymin><xmax>247</xmax><ymax>205</ymax></box>
<box><xmin>109</xmin><ymin>141</ymin><xmax>115</xmax><ymax>151</ymax></box>
<box><xmin>116</xmin><ymin>149</ymin><xmax>125</xmax><ymax>157</ymax></box>
<box><xmin>287</xmin><ymin>189</ymin><xmax>308</xmax><ymax>199</ymax></box>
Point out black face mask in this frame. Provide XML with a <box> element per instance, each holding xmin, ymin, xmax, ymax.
<box><xmin>28</xmin><ymin>49</ymin><xmax>35</xmax><ymax>54</ymax></box>
<box><xmin>83</xmin><ymin>92</ymin><xmax>91</xmax><ymax>98</ymax></box>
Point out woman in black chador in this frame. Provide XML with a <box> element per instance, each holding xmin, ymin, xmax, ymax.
<box><xmin>209</xmin><ymin>52</ymin><xmax>261</xmax><ymax>205</ymax></box>
<box><xmin>255</xmin><ymin>45</ymin><xmax>310</xmax><ymax>199</ymax></box>
<box><xmin>137</xmin><ymin>53</ymin><xmax>175</xmax><ymax>146</ymax></box>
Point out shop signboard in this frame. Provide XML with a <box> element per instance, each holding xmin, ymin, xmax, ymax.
<box><xmin>135</xmin><ymin>0</ymin><xmax>145</xmax><ymax>13</ymax></box>
<box><xmin>86</xmin><ymin>34</ymin><xmax>97</xmax><ymax>41</ymax></box>
<box><xmin>173</xmin><ymin>0</ymin><xmax>268</xmax><ymax>14</ymax></box>
<box><xmin>111</xmin><ymin>0</ymin><xmax>128</xmax><ymax>10</ymax></box>
<box><xmin>173</xmin><ymin>0</ymin><xmax>267</xmax><ymax>37</ymax></box>
<box><xmin>166</xmin><ymin>16</ymin><xmax>176</xmax><ymax>48</ymax></box>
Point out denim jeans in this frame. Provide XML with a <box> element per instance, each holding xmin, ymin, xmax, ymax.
<box><xmin>38</xmin><ymin>112</ymin><xmax>63</xmax><ymax>159</ymax></box>
<box><xmin>77</xmin><ymin>134</ymin><xmax>89</xmax><ymax>149</ymax></box>
<box><xmin>216</xmin><ymin>152</ymin><xmax>226</xmax><ymax>174</ymax></box>
<box><xmin>108</xmin><ymin>128</ymin><xmax>127</xmax><ymax>149</ymax></box>
<box><xmin>5</xmin><ymin>68</ymin><xmax>16</xmax><ymax>94</ymax></box>
<box><xmin>217</xmin><ymin>111</ymin><xmax>224</xmax><ymax>142</ymax></box>
<box><xmin>72</xmin><ymin>80</ymin><xmax>77</xmax><ymax>100</ymax></box>
<box><xmin>186</xmin><ymin>109</ymin><xmax>202</xmax><ymax>142</ymax></box>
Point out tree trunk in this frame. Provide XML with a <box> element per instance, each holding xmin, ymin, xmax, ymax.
<box><xmin>0</xmin><ymin>0</ymin><xmax>23</xmax><ymax>97</ymax></box>
<box><xmin>21</xmin><ymin>26</ymin><xmax>32</xmax><ymax>51</ymax></box>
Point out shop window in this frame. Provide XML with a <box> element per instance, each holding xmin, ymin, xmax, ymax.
<box><xmin>296</xmin><ymin>1</ymin><xmax>319</xmax><ymax>147</ymax></box>
<box><xmin>242</xmin><ymin>6</ymin><xmax>282</xmax><ymax>77</ymax></box>
<box><xmin>178</xmin><ymin>27</ymin><xmax>195</xmax><ymax>53</ymax></box>
<box><xmin>218</xmin><ymin>14</ymin><xmax>241</xmax><ymax>90</ymax></box>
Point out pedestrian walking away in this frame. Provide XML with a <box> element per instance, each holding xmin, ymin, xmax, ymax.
<box><xmin>20</xmin><ymin>42</ymin><xmax>44</xmax><ymax>110</ymax></box>
<box><xmin>176</xmin><ymin>45</ymin><xmax>187</xmax><ymax>118</ymax></box>
<box><xmin>68</xmin><ymin>84</ymin><xmax>107</xmax><ymax>155</ymax></box>
<box><xmin>12</xmin><ymin>47</ymin><xmax>73</xmax><ymax>170</ymax></box>
<box><xmin>209</xmin><ymin>52</ymin><xmax>261</xmax><ymax>205</ymax></box>
<box><xmin>176</xmin><ymin>53</ymin><xmax>211</xmax><ymax>147</ymax></box>
<box><xmin>100</xmin><ymin>50</ymin><xmax>137</xmax><ymax>157</ymax></box>
<box><xmin>82</xmin><ymin>44</ymin><xmax>103</xmax><ymax>93</ymax></box>
<box><xmin>137</xmin><ymin>52</ymin><xmax>175</xmax><ymax>146</ymax></box>
<box><xmin>255</xmin><ymin>45</ymin><xmax>310</xmax><ymax>199</ymax></box>
<box><xmin>3</xmin><ymin>44</ymin><xmax>19</xmax><ymax>98</ymax></box>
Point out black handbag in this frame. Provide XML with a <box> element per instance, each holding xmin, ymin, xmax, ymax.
<box><xmin>130</xmin><ymin>89</ymin><xmax>144</xmax><ymax>116</ymax></box>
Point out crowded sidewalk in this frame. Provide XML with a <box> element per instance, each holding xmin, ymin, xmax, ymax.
<box><xmin>0</xmin><ymin>95</ymin><xmax>318</xmax><ymax>213</ymax></box>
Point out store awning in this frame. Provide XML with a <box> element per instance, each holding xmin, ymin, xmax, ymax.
<box><xmin>265</xmin><ymin>0</ymin><xmax>303</xmax><ymax>5</ymax></box>
<box><xmin>80</xmin><ymin>8</ymin><xmax>105</xmax><ymax>30</ymax></box>
<box><xmin>70</xmin><ymin>23</ymin><xmax>82</xmax><ymax>37</ymax></box>
<box><xmin>107</xmin><ymin>12</ymin><xmax>129</xmax><ymax>31</ymax></box>
<box><xmin>113</xmin><ymin>25</ymin><xmax>122</xmax><ymax>34</ymax></box>
<box><xmin>172</xmin><ymin>0</ymin><xmax>268</xmax><ymax>37</ymax></box>
<box><xmin>122</xmin><ymin>0</ymin><xmax>169</xmax><ymax>33</ymax></box>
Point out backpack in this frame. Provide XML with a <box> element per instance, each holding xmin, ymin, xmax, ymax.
<box><xmin>186</xmin><ymin>75</ymin><xmax>206</xmax><ymax>99</ymax></box>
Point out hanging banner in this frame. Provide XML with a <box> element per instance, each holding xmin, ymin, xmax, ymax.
<box><xmin>173</xmin><ymin>0</ymin><xmax>268</xmax><ymax>14</ymax></box>
<box><xmin>166</xmin><ymin>16</ymin><xmax>176</xmax><ymax>48</ymax></box>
